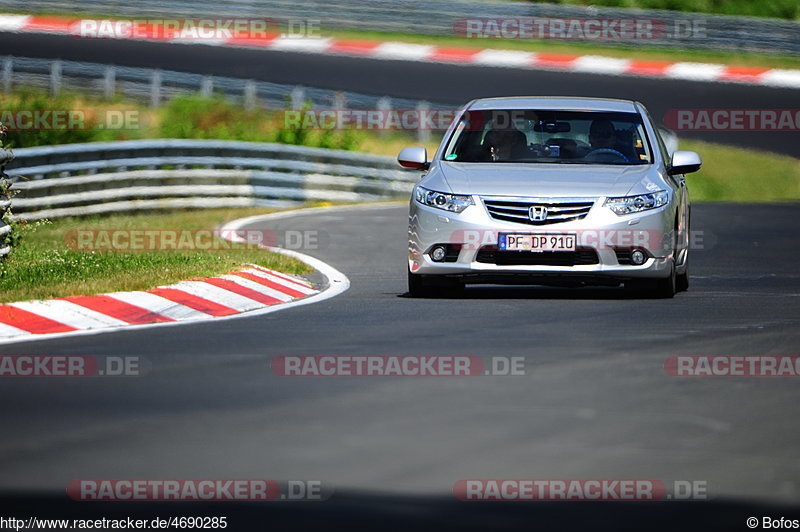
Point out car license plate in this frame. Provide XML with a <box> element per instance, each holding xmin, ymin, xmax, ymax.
<box><xmin>499</xmin><ymin>233</ymin><xmax>576</xmax><ymax>252</ymax></box>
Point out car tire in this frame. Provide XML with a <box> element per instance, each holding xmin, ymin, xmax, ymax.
<box><xmin>652</xmin><ymin>262</ymin><xmax>677</xmax><ymax>299</ymax></box>
<box><xmin>625</xmin><ymin>263</ymin><xmax>677</xmax><ymax>299</ymax></box>
<box><xmin>676</xmin><ymin>260</ymin><xmax>689</xmax><ymax>293</ymax></box>
<box><xmin>408</xmin><ymin>270</ymin><xmax>429</xmax><ymax>298</ymax></box>
<box><xmin>676</xmin><ymin>211</ymin><xmax>690</xmax><ymax>292</ymax></box>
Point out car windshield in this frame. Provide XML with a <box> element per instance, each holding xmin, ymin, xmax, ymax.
<box><xmin>442</xmin><ymin>109</ymin><xmax>652</xmax><ymax>165</ymax></box>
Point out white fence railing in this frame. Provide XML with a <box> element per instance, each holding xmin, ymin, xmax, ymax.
<box><xmin>5</xmin><ymin>139</ymin><xmax>417</xmax><ymax>221</ymax></box>
<box><xmin>4</xmin><ymin>133</ymin><xmax>679</xmax><ymax>223</ymax></box>
<box><xmin>0</xmin><ymin>127</ymin><xmax>12</xmax><ymax>256</ymax></box>
<box><xmin>2</xmin><ymin>56</ymin><xmax>449</xmax><ymax>143</ymax></box>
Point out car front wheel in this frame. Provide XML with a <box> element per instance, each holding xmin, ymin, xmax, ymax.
<box><xmin>408</xmin><ymin>270</ymin><xmax>429</xmax><ymax>298</ymax></box>
<box><xmin>653</xmin><ymin>262</ymin><xmax>677</xmax><ymax>298</ymax></box>
<box><xmin>676</xmin><ymin>257</ymin><xmax>689</xmax><ymax>293</ymax></box>
<box><xmin>625</xmin><ymin>263</ymin><xmax>676</xmax><ymax>299</ymax></box>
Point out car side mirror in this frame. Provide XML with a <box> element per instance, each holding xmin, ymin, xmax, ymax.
<box><xmin>398</xmin><ymin>147</ymin><xmax>429</xmax><ymax>170</ymax></box>
<box><xmin>668</xmin><ymin>150</ymin><xmax>702</xmax><ymax>175</ymax></box>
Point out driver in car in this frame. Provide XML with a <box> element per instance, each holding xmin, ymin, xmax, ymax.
<box><xmin>587</xmin><ymin>119</ymin><xmax>632</xmax><ymax>161</ymax></box>
<box><xmin>588</xmin><ymin>119</ymin><xmax>617</xmax><ymax>150</ymax></box>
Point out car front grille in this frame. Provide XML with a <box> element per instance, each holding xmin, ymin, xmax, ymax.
<box><xmin>482</xmin><ymin>198</ymin><xmax>595</xmax><ymax>226</ymax></box>
<box><xmin>615</xmin><ymin>249</ymin><xmax>633</xmax><ymax>265</ymax></box>
<box><xmin>476</xmin><ymin>246</ymin><xmax>599</xmax><ymax>266</ymax></box>
<box><xmin>614</xmin><ymin>248</ymin><xmax>650</xmax><ymax>265</ymax></box>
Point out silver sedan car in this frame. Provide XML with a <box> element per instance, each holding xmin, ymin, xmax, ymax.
<box><xmin>399</xmin><ymin>97</ymin><xmax>701</xmax><ymax>298</ymax></box>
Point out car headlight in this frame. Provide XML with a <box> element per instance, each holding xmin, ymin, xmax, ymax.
<box><xmin>414</xmin><ymin>186</ymin><xmax>474</xmax><ymax>213</ymax></box>
<box><xmin>604</xmin><ymin>190</ymin><xmax>669</xmax><ymax>215</ymax></box>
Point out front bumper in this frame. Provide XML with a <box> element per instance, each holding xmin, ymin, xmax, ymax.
<box><xmin>408</xmin><ymin>197</ymin><xmax>675</xmax><ymax>284</ymax></box>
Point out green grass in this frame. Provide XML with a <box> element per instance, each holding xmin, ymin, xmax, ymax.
<box><xmin>679</xmin><ymin>139</ymin><xmax>800</xmax><ymax>201</ymax></box>
<box><xmin>159</xmin><ymin>95</ymin><xmax>365</xmax><ymax>150</ymax></box>
<box><xmin>0</xmin><ymin>91</ymin><xmax>367</xmax><ymax>151</ymax></box>
<box><xmin>0</xmin><ymin>208</ymin><xmax>313</xmax><ymax>303</ymax></box>
<box><xmin>531</xmin><ymin>0</ymin><xmax>799</xmax><ymax>20</ymax></box>
<box><xmin>324</xmin><ymin>28</ymin><xmax>800</xmax><ymax>69</ymax></box>
<box><xmin>0</xmin><ymin>89</ymin><xmax>148</xmax><ymax>149</ymax></box>
<box><xmin>9</xmin><ymin>1</ymin><xmax>799</xmax><ymax>19</ymax></box>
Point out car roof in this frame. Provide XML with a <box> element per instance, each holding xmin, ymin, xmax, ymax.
<box><xmin>466</xmin><ymin>97</ymin><xmax>640</xmax><ymax>113</ymax></box>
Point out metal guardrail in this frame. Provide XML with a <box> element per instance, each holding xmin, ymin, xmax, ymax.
<box><xmin>2</xmin><ymin>54</ymin><xmax>677</xmax><ymax>146</ymax></box>
<box><xmin>1</xmin><ymin>0</ymin><xmax>797</xmax><ymax>55</ymax></box>
<box><xmin>4</xmin><ymin>132</ymin><xmax>678</xmax><ymax>222</ymax></box>
<box><xmin>2</xmin><ymin>55</ymin><xmax>448</xmax><ymax>143</ymax></box>
<box><xmin>0</xmin><ymin>51</ymin><xmax>680</xmax><ymax>224</ymax></box>
<box><xmin>1</xmin><ymin>56</ymin><xmax>447</xmax><ymax>113</ymax></box>
<box><xmin>4</xmin><ymin>139</ymin><xmax>416</xmax><ymax>221</ymax></box>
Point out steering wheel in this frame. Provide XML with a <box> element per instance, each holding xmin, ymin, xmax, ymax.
<box><xmin>584</xmin><ymin>148</ymin><xmax>629</xmax><ymax>163</ymax></box>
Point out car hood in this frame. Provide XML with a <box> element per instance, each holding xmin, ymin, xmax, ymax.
<box><xmin>433</xmin><ymin>162</ymin><xmax>658</xmax><ymax>198</ymax></box>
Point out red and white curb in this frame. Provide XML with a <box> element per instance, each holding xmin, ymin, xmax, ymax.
<box><xmin>0</xmin><ymin>14</ymin><xmax>798</xmax><ymax>89</ymax></box>
<box><xmin>0</xmin><ymin>265</ymin><xmax>318</xmax><ymax>342</ymax></box>
<box><xmin>0</xmin><ymin>205</ymin><xmax>362</xmax><ymax>344</ymax></box>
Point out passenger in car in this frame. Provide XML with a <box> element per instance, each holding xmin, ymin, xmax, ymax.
<box><xmin>459</xmin><ymin>130</ymin><xmax>491</xmax><ymax>162</ymax></box>
<box><xmin>483</xmin><ymin>125</ymin><xmax>528</xmax><ymax>161</ymax></box>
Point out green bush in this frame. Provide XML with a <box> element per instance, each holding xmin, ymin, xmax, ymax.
<box><xmin>160</xmin><ymin>94</ymin><xmax>274</xmax><ymax>142</ymax></box>
<box><xmin>160</xmin><ymin>94</ymin><xmax>366</xmax><ymax>151</ymax></box>
<box><xmin>0</xmin><ymin>89</ymin><xmax>98</xmax><ymax>148</ymax></box>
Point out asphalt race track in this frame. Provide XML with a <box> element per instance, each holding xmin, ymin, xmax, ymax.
<box><xmin>0</xmin><ymin>32</ymin><xmax>797</xmax><ymax>158</ymax></box>
<box><xmin>0</xmin><ymin>202</ymin><xmax>798</xmax><ymax>530</ymax></box>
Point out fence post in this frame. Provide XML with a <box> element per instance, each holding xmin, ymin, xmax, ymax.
<box><xmin>150</xmin><ymin>69</ymin><xmax>162</xmax><ymax>108</ymax></box>
<box><xmin>2</xmin><ymin>57</ymin><xmax>11</xmax><ymax>93</ymax></box>
<box><xmin>243</xmin><ymin>80</ymin><xmax>257</xmax><ymax>110</ymax></box>
<box><xmin>103</xmin><ymin>65</ymin><xmax>116</xmax><ymax>100</ymax></box>
<box><xmin>50</xmin><ymin>60</ymin><xmax>62</xmax><ymax>97</ymax></box>
<box><xmin>200</xmin><ymin>75</ymin><xmax>213</xmax><ymax>98</ymax></box>
<box><xmin>290</xmin><ymin>86</ymin><xmax>305</xmax><ymax>110</ymax></box>
<box><xmin>332</xmin><ymin>91</ymin><xmax>347</xmax><ymax>110</ymax></box>
<box><xmin>376</xmin><ymin>96</ymin><xmax>392</xmax><ymax>138</ymax></box>
<box><xmin>416</xmin><ymin>100</ymin><xmax>430</xmax><ymax>144</ymax></box>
